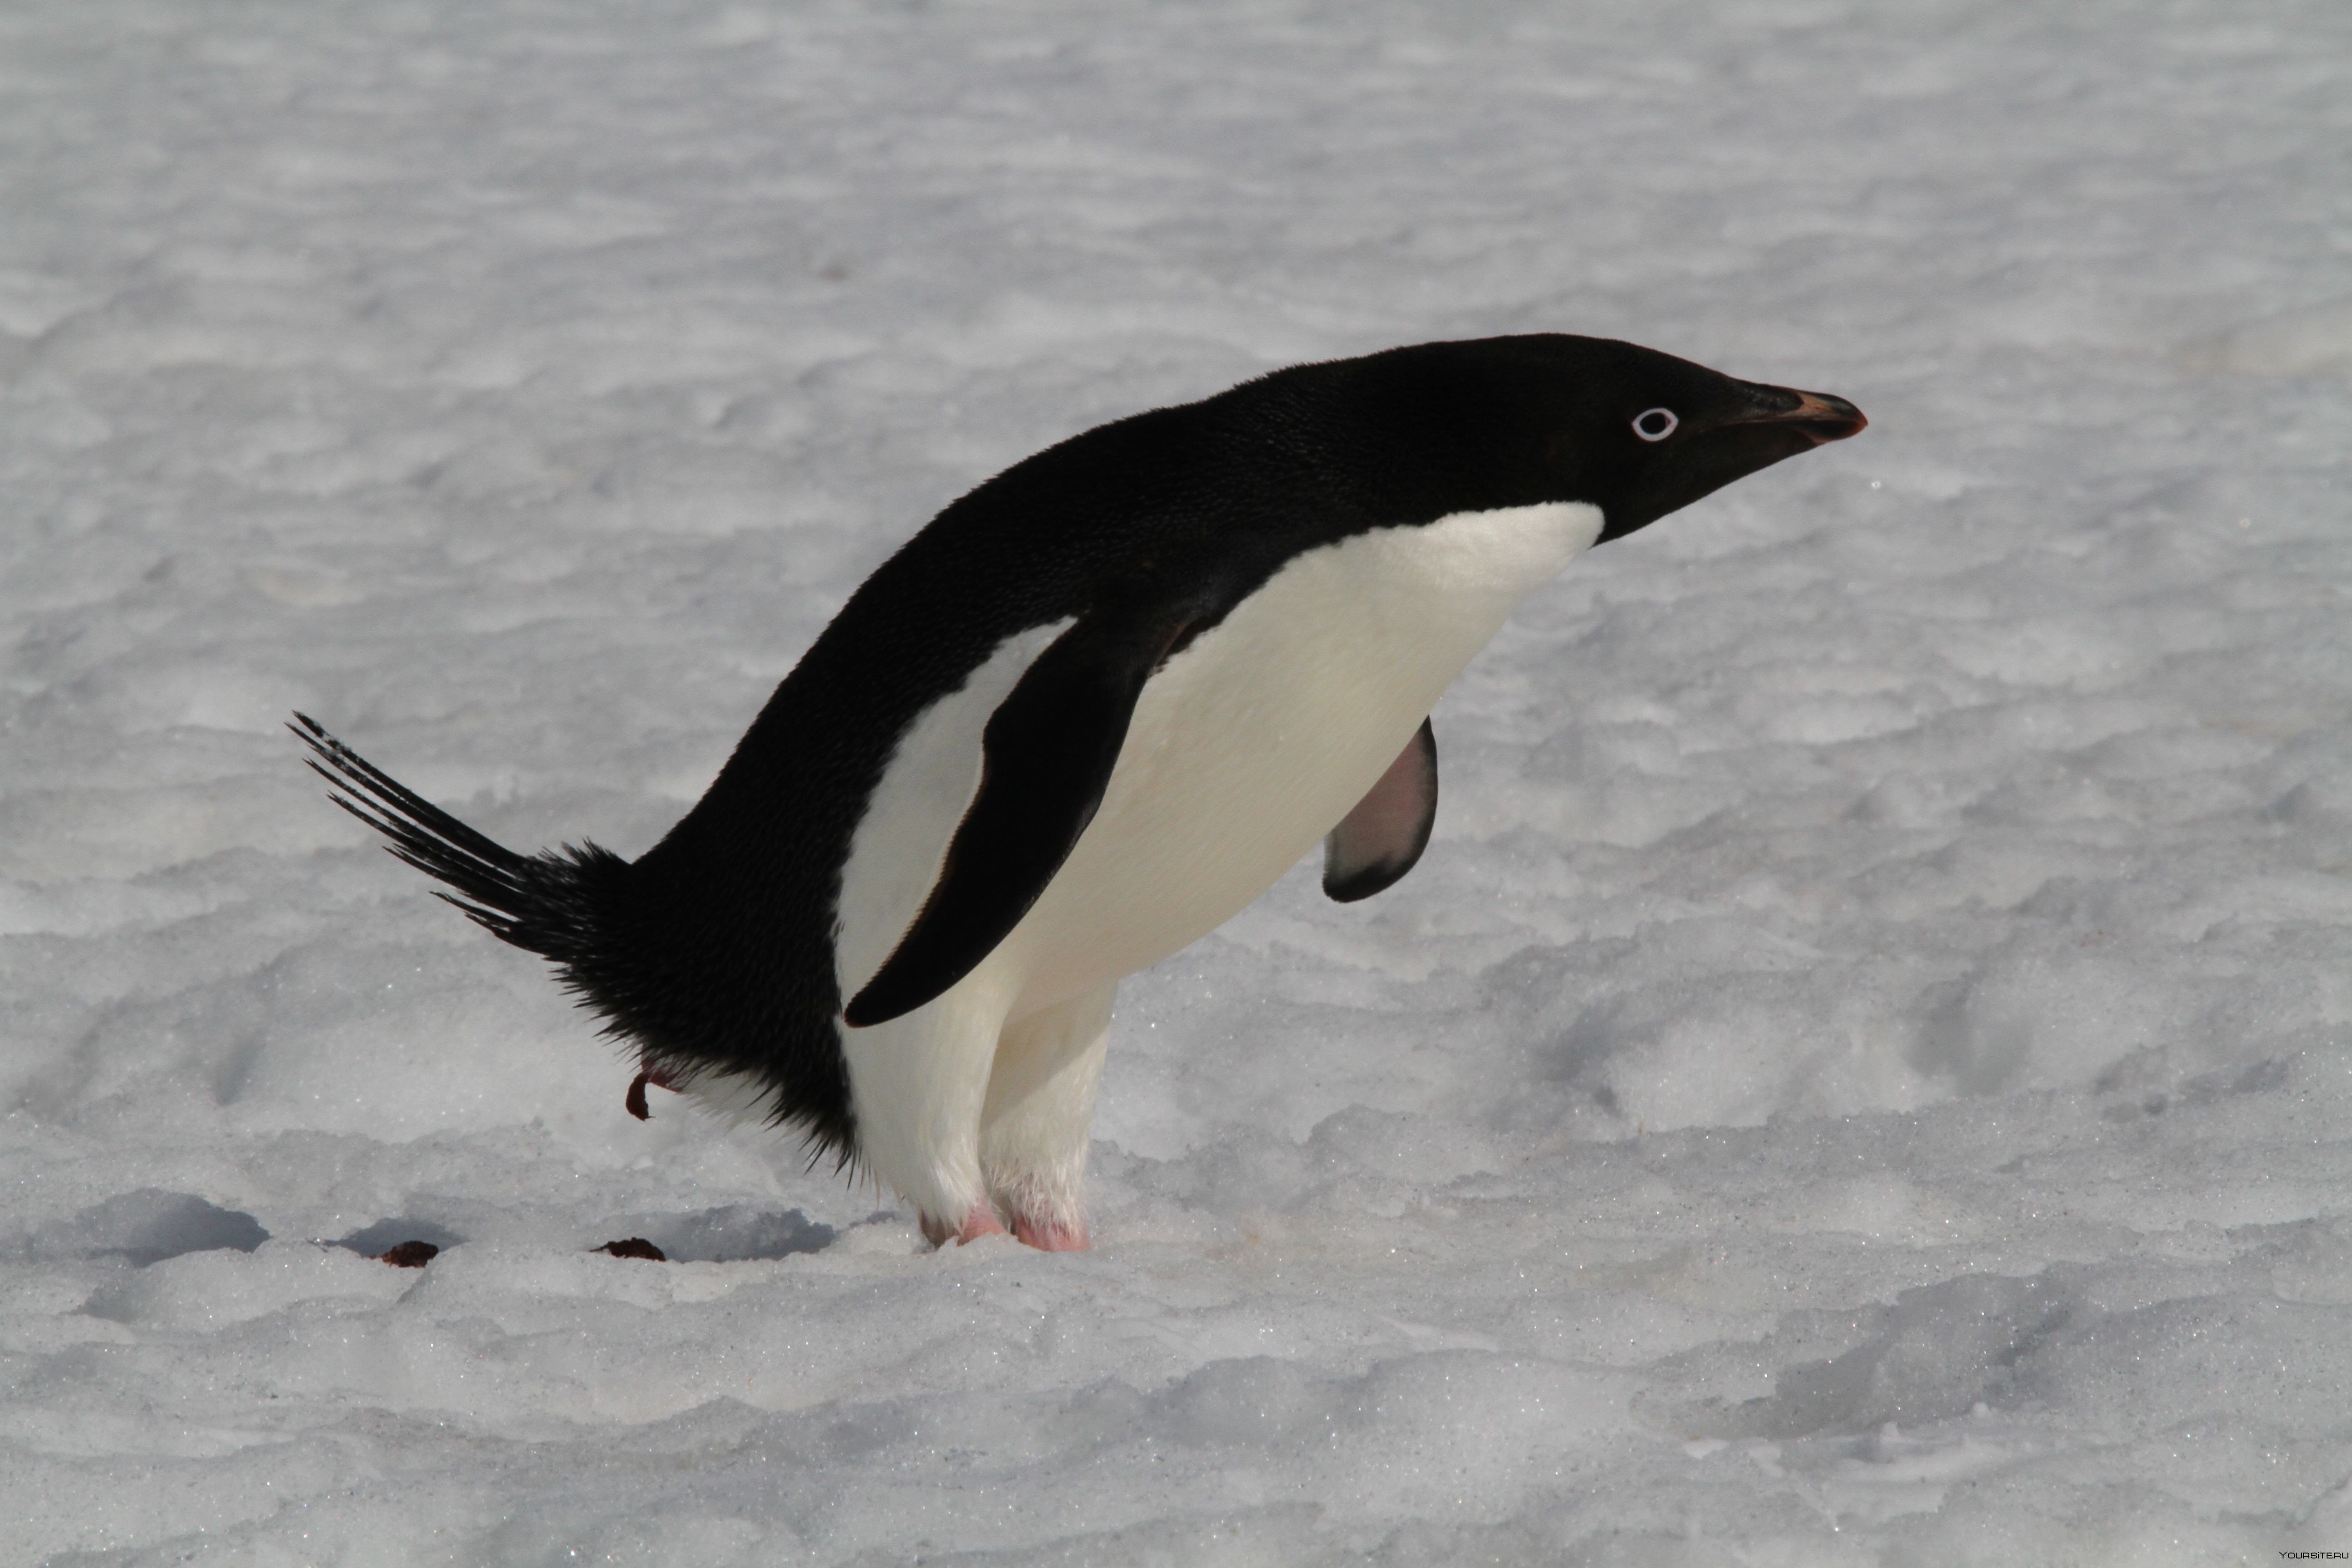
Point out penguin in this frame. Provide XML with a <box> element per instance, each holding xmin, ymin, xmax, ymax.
<box><xmin>296</xmin><ymin>334</ymin><xmax>1864</xmax><ymax>1251</ymax></box>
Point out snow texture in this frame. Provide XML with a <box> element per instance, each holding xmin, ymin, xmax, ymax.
<box><xmin>3</xmin><ymin>0</ymin><xmax>2350</xmax><ymax>1562</ymax></box>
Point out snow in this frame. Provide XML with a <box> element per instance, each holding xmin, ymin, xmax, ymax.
<box><xmin>3</xmin><ymin>0</ymin><xmax>2349</xmax><ymax>1560</ymax></box>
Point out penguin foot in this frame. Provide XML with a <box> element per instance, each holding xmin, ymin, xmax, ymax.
<box><xmin>916</xmin><ymin>1204</ymin><xmax>1087</xmax><ymax>1251</ymax></box>
<box><xmin>1011</xmin><ymin>1213</ymin><xmax>1088</xmax><ymax>1252</ymax></box>
<box><xmin>920</xmin><ymin>1206</ymin><xmax>1008</xmax><ymax>1248</ymax></box>
<box><xmin>987</xmin><ymin>1168</ymin><xmax>1091</xmax><ymax>1252</ymax></box>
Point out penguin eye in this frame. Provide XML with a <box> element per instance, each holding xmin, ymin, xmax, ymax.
<box><xmin>1632</xmin><ymin>407</ymin><xmax>1679</xmax><ymax>442</ymax></box>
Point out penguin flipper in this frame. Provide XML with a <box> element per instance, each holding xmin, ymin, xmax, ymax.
<box><xmin>1323</xmin><ymin>717</ymin><xmax>1438</xmax><ymax>903</ymax></box>
<box><xmin>844</xmin><ymin>609</ymin><xmax>1191</xmax><ymax>1028</ymax></box>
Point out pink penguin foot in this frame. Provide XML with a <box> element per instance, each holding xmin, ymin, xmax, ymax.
<box><xmin>921</xmin><ymin>1205</ymin><xmax>1008</xmax><ymax>1248</ymax></box>
<box><xmin>1012</xmin><ymin>1213</ymin><xmax>1089</xmax><ymax>1252</ymax></box>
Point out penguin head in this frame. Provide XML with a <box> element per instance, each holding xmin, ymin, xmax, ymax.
<box><xmin>1560</xmin><ymin>340</ymin><xmax>1868</xmax><ymax>543</ymax></box>
<box><xmin>1331</xmin><ymin>335</ymin><xmax>1866</xmax><ymax>544</ymax></box>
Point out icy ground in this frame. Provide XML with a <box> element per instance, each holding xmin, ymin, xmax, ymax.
<box><xmin>3</xmin><ymin>0</ymin><xmax>2350</xmax><ymax>1561</ymax></box>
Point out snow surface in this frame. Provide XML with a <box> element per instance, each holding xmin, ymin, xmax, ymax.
<box><xmin>4</xmin><ymin>0</ymin><xmax>2350</xmax><ymax>1561</ymax></box>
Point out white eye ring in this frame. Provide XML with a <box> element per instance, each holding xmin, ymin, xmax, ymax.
<box><xmin>1632</xmin><ymin>407</ymin><xmax>1678</xmax><ymax>441</ymax></box>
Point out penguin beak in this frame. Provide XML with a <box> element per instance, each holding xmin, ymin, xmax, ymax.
<box><xmin>1724</xmin><ymin>386</ymin><xmax>1868</xmax><ymax>445</ymax></box>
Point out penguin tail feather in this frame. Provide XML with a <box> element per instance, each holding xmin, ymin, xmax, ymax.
<box><xmin>294</xmin><ymin>712</ymin><xmax>862</xmax><ymax>1170</ymax></box>
<box><xmin>289</xmin><ymin>712</ymin><xmax>625</xmax><ymax>972</ymax></box>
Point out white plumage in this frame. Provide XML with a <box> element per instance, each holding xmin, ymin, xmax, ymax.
<box><xmin>820</xmin><ymin>500</ymin><xmax>1602</xmax><ymax>1244</ymax></box>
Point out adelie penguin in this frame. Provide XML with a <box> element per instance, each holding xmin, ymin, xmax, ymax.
<box><xmin>297</xmin><ymin>334</ymin><xmax>1864</xmax><ymax>1251</ymax></box>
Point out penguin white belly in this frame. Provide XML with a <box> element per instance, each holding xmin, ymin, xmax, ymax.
<box><xmin>994</xmin><ymin>499</ymin><xmax>1602</xmax><ymax>1013</ymax></box>
<box><xmin>821</xmin><ymin>499</ymin><xmax>1600</xmax><ymax>1232</ymax></box>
